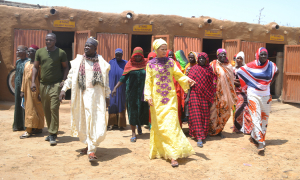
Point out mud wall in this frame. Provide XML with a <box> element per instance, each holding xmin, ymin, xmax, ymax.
<box><xmin>0</xmin><ymin>5</ymin><xmax>299</xmax><ymax>101</ymax></box>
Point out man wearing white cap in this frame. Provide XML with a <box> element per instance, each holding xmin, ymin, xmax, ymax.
<box><xmin>59</xmin><ymin>37</ymin><xmax>111</xmax><ymax>162</ymax></box>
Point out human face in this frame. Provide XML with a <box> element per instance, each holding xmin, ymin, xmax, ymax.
<box><xmin>84</xmin><ymin>43</ymin><xmax>96</xmax><ymax>57</ymax></box>
<box><xmin>134</xmin><ymin>55</ymin><xmax>142</xmax><ymax>62</ymax></box>
<box><xmin>218</xmin><ymin>52</ymin><xmax>227</xmax><ymax>62</ymax></box>
<box><xmin>188</xmin><ymin>53</ymin><xmax>196</xmax><ymax>64</ymax></box>
<box><xmin>259</xmin><ymin>51</ymin><xmax>268</xmax><ymax>64</ymax></box>
<box><xmin>16</xmin><ymin>46</ymin><xmax>27</xmax><ymax>59</ymax></box>
<box><xmin>198</xmin><ymin>56</ymin><xmax>206</xmax><ymax>66</ymax></box>
<box><xmin>168</xmin><ymin>51</ymin><xmax>175</xmax><ymax>60</ymax></box>
<box><xmin>157</xmin><ymin>44</ymin><xmax>167</xmax><ymax>58</ymax></box>
<box><xmin>28</xmin><ymin>47</ymin><xmax>36</xmax><ymax>61</ymax></box>
<box><xmin>236</xmin><ymin>56</ymin><xmax>243</xmax><ymax>67</ymax></box>
<box><xmin>115</xmin><ymin>53</ymin><xmax>123</xmax><ymax>61</ymax></box>
<box><xmin>45</xmin><ymin>35</ymin><xmax>56</xmax><ymax>49</ymax></box>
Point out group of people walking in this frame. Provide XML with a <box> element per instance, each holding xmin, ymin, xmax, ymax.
<box><xmin>13</xmin><ymin>33</ymin><xmax>278</xmax><ymax>167</ymax></box>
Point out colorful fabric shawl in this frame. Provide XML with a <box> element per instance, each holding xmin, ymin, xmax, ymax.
<box><xmin>78</xmin><ymin>53</ymin><xmax>104</xmax><ymax>90</ymax></box>
<box><xmin>122</xmin><ymin>47</ymin><xmax>148</xmax><ymax>75</ymax></box>
<box><xmin>237</xmin><ymin>47</ymin><xmax>277</xmax><ymax>92</ymax></box>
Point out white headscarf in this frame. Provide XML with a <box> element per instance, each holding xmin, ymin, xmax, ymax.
<box><xmin>235</xmin><ymin>51</ymin><xmax>245</xmax><ymax>67</ymax></box>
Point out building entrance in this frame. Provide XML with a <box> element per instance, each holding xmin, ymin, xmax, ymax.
<box><xmin>202</xmin><ymin>39</ymin><xmax>223</xmax><ymax>62</ymax></box>
<box><xmin>266</xmin><ymin>43</ymin><xmax>284</xmax><ymax>96</ymax></box>
<box><xmin>131</xmin><ymin>35</ymin><xmax>152</xmax><ymax>58</ymax></box>
<box><xmin>52</xmin><ymin>31</ymin><xmax>74</xmax><ymax>100</ymax></box>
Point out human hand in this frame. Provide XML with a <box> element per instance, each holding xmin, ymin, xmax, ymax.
<box><xmin>188</xmin><ymin>79</ymin><xmax>196</xmax><ymax>87</ymax></box>
<box><xmin>31</xmin><ymin>82</ymin><xmax>37</xmax><ymax>92</ymax></box>
<box><xmin>59</xmin><ymin>90</ymin><xmax>66</xmax><ymax>103</ymax></box>
<box><xmin>111</xmin><ymin>88</ymin><xmax>117</xmax><ymax>97</ymax></box>
<box><xmin>148</xmin><ymin>99</ymin><xmax>153</xmax><ymax>106</ymax></box>
<box><xmin>59</xmin><ymin>81</ymin><xmax>65</xmax><ymax>88</ymax></box>
<box><xmin>20</xmin><ymin>92</ymin><xmax>24</xmax><ymax>98</ymax></box>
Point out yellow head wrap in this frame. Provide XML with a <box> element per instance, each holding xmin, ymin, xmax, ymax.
<box><xmin>153</xmin><ymin>38</ymin><xmax>167</xmax><ymax>54</ymax></box>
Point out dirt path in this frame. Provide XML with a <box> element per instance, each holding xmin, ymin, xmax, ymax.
<box><xmin>0</xmin><ymin>100</ymin><xmax>299</xmax><ymax>180</ymax></box>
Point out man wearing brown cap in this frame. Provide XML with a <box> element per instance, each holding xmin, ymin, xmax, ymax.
<box><xmin>31</xmin><ymin>33</ymin><xmax>69</xmax><ymax>146</ymax></box>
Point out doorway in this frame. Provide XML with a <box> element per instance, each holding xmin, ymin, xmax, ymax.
<box><xmin>131</xmin><ymin>35</ymin><xmax>152</xmax><ymax>58</ymax></box>
<box><xmin>53</xmin><ymin>31</ymin><xmax>74</xmax><ymax>100</ymax></box>
<box><xmin>203</xmin><ymin>39</ymin><xmax>223</xmax><ymax>62</ymax></box>
<box><xmin>266</xmin><ymin>43</ymin><xmax>284</xmax><ymax>96</ymax></box>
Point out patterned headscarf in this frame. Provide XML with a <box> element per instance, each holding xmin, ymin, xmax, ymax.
<box><xmin>153</xmin><ymin>38</ymin><xmax>167</xmax><ymax>54</ymax></box>
<box><xmin>255</xmin><ymin>47</ymin><xmax>268</xmax><ymax>61</ymax></box>
<box><xmin>216</xmin><ymin>48</ymin><xmax>228</xmax><ymax>63</ymax></box>
<box><xmin>188</xmin><ymin>51</ymin><xmax>198</xmax><ymax>62</ymax></box>
<box><xmin>122</xmin><ymin>47</ymin><xmax>148</xmax><ymax>75</ymax></box>
<box><xmin>198</xmin><ymin>52</ymin><xmax>209</xmax><ymax>66</ymax></box>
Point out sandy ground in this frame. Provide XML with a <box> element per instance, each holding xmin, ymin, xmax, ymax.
<box><xmin>0</xmin><ymin>100</ymin><xmax>299</xmax><ymax>180</ymax></box>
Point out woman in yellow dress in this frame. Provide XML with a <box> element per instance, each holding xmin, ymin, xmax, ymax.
<box><xmin>144</xmin><ymin>39</ymin><xmax>195</xmax><ymax>167</ymax></box>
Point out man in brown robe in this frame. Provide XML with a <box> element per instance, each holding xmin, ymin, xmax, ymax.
<box><xmin>20</xmin><ymin>45</ymin><xmax>45</xmax><ymax>138</ymax></box>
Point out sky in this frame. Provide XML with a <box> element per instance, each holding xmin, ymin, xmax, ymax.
<box><xmin>9</xmin><ymin>0</ymin><xmax>300</xmax><ymax>27</ymax></box>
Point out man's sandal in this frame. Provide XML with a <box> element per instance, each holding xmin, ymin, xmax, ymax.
<box><xmin>80</xmin><ymin>147</ymin><xmax>88</xmax><ymax>155</ymax></box>
<box><xmin>88</xmin><ymin>153</ymin><xmax>98</xmax><ymax>162</ymax></box>
<box><xmin>20</xmin><ymin>132</ymin><xmax>31</xmax><ymax>139</ymax></box>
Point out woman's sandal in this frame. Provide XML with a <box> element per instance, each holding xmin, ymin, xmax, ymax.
<box><xmin>88</xmin><ymin>153</ymin><xmax>98</xmax><ymax>162</ymax></box>
<box><xmin>197</xmin><ymin>141</ymin><xmax>203</xmax><ymax>148</ymax></box>
<box><xmin>80</xmin><ymin>147</ymin><xmax>88</xmax><ymax>155</ymax></box>
<box><xmin>130</xmin><ymin>137</ymin><xmax>137</xmax><ymax>142</ymax></box>
<box><xmin>171</xmin><ymin>159</ymin><xmax>179</xmax><ymax>167</ymax></box>
<box><xmin>258</xmin><ymin>148</ymin><xmax>265</xmax><ymax>152</ymax></box>
<box><xmin>138</xmin><ymin>129</ymin><xmax>142</xmax><ymax>135</ymax></box>
<box><xmin>20</xmin><ymin>132</ymin><xmax>31</xmax><ymax>139</ymax></box>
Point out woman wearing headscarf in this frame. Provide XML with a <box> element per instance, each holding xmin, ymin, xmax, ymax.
<box><xmin>19</xmin><ymin>45</ymin><xmax>45</xmax><ymax>138</ymax></box>
<box><xmin>148</xmin><ymin>52</ymin><xmax>157</xmax><ymax>60</ymax></box>
<box><xmin>166</xmin><ymin>50</ymin><xmax>185</xmax><ymax>127</ymax></box>
<box><xmin>175</xmin><ymin>50</ymin><xmax>188</xmax><ymax>69</ymax></box>
<box><xmin>233</xmin><ymin>51</ymin><xmax>252</xmax><ymax>134</ymax></box>
<box><xmin>237</xmin><ymin>47</ymin><xmax>279</xmax><ymax>153</ymax></box>
<box><xmin>188</xmin><ymin>52</ymin><xmax>216</xmax><ymax>147</ymax></box>
<box><xmin>209</xmin><ymin>49</ymin><xmax>237</xmax><ymax>138</ymax></box>
<box><xmin>184</xmin><ymin>51</ymin><xmax>198</xmax><ymax>75</ymax></box>
<box><xmin>144</xmin><ymin>39</ymin><xmax>195</xmax><ymax>167</ymax></box>
<box><xmin>112</xmin><ymin>47</ymin><xmax>149</xmax><ymax>142</ymax></box>
<box><xmin>108</xmin><ymin>48</ymin><xmax>128</xmax><ymax>130</ymax></box>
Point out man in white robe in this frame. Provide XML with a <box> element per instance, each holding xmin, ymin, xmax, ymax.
<box><xmin>59</xmin><ymin>37</ymin><xmax>110</xmax><ymax>162</ymax></box>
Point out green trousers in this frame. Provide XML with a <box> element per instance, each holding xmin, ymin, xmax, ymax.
<box><xmin>40</xmin><ymin>82</ymin><xmax>61</xmax><ymax>135</ymax></box>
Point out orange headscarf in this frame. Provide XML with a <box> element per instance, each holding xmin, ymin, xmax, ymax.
<box><xmin>122</xmin><ymin>47</ymin><xmax>148</xmax><ymax>75</ymax></box>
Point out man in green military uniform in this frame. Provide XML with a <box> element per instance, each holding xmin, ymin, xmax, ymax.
<box><xmin>31</xmin><ymin>33</ymin><xmax>69</xmax><ymax>146</ymax></box>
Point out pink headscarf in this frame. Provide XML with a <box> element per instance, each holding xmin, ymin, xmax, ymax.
<box><xmin>216</xmin><ymin>48</ymin><xmax>228</xmax><ymax>63</ymax></box>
